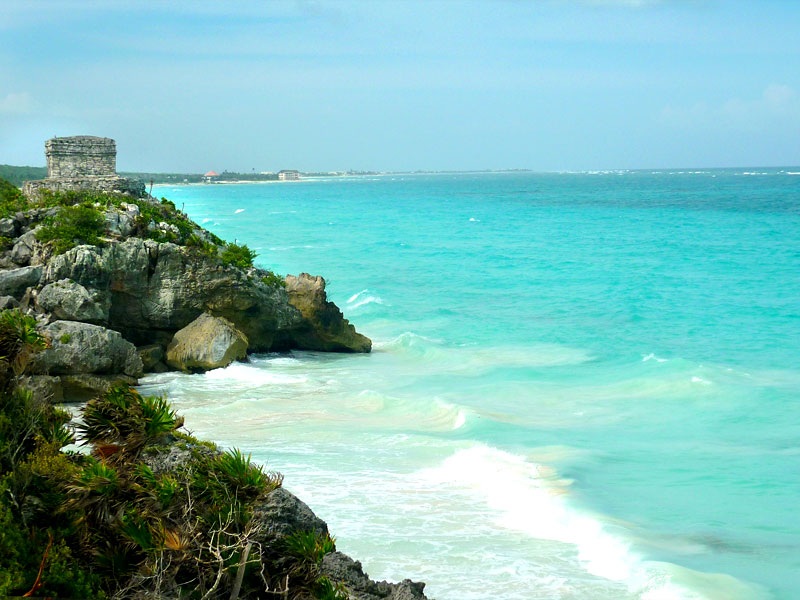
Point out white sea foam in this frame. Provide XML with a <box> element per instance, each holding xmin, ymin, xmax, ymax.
<box><xmin>469</xmin><ymin>217</ymin><xmax>480</xmax><ymax>222</ymax></box>
<box><xmin>413</xmin><ymin>445</ymin><xmax>734</xmax><ymax>600</ymax></box>
<box><xmin>201</xmin><ymin>217</ymin><xmax>212</xmax><ymax>224</ymax></box>
<box><xmin>347</xmin><ymin>289</ymin><xmax>370</xmax><ymax>303</ymax></box>
<box><xmin>234</xmin><ymin>208</ymin><xmax>245</xmax><ymax>214</ymax></box>
<box><xmin>642</xmin><ymin>353</ymin><xmax>668</xmax><ymax>363</ymax></box>
<box><xmin>204</xmin><ymin>362</ymin><xmax>307</xmax><ymax>385</ymax></box>
<box><xmin>351</xmin><ymin>296</ymin><xmax>384</xmax><ymax>309</ymax></box>
<box><xmin>691</xmin><ymin>376</ymin><xmax>712</xmax><ymax>385</ymax></box>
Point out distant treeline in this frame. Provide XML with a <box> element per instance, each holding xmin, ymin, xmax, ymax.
<box><xmin>0</xmin><ymin>165</ymin><xmax>46</xmax><ymax>186</ymax></box>
<box><xmin>0</xmin><ymin>164</ymin><xmax>381</xmax><ymax>188</ymax></box>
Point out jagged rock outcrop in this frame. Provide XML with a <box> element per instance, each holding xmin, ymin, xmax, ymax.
<box><xmin>166</xmin><ymin>313</ymin><xmax>248</xmax><ymax>372</ymax></box>
<box><xmin>284</xmin><ymin>273</ymin><xmax>372</xmax><ymax>353</ymax></box>
<box><xmin>322</xmin><ymin>553</ymin><xmax>427</xmax><ymax>600</ymax></box>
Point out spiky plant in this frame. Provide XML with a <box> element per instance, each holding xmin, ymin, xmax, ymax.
<box><xmin>0</xmin><ymin>309</ymin><xmax>48</xmax><ymax>384</ymax></box>
<box><xmin>64</xmin><ymin>459</ymin><xmax>121</xmax><ymax>526</ymax></box>
<box><xmin>208</xmin><ymin>448</ymin><xmax>283</xmax><ymax>497</ymax></box>
<box><xmin>314</xmin><ymin>576</ymin><xmax>350</xmax><ymax>600</ymax></box>
<box><xmin>78</xmin><ymin>385</ymin><xmax>182</xmax><ymax>456</ymax></box>
<box><xmin>285</xmin><ymin>531</ymin><xmax>337</xmax><ymax>567</ymax></box>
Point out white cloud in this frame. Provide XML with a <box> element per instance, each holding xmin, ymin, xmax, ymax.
<box><xmin>660</xmin><ymin>84</ymin><xmax>800</xmax><ymax>133</ymax></box>
<box><xmin>0</xmin><ymin>92</ymin><xmax>32</xmax><ymax>114</ymax></box>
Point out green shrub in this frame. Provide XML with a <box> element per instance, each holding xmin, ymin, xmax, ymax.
<box><xmin>221</xmin><ymin>242</ymin><xmax>257</xmax><ymax>270</ymax></box>
<box><xmin>261</xmin><ymin>271</ymin><xmax>285</xmax><ymax>288</ymax></box>
<box><xmin>185</xmin><ymin>233</ymin><xmax>218</xmax><ymax>258</ymax></box>
<box><xmin>0</xmin><ymin>177</ymin><xmax>29</xmax><ymax>218</ymax></box>
<box><xmin>286</xmin><ymin>530</ymin><xmax>337</xmax><ymax>566</ymax></box>
<box><xmin>36</xmin><ymin>205</ymin><xmax>106</xmax><ymax>254</ymax></box>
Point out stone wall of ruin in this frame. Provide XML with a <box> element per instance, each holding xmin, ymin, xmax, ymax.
<box><xmin>46</xmin><ymin>136</ymin><xmax>116</xmax><ymax>178</ymax></box>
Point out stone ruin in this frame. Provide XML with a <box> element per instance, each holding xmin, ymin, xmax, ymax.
<box><xmin>23</xmin><ymin>136</ymin><xmax>146</xmax><ymax>198</ymax></box>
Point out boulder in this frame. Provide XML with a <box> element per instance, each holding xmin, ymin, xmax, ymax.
<box><xmin>284</xmin><ymin>273</ymin><xmax>372</xmax><ymax>353</ymax></box>
<box><xmin>36</xmin><ymin>279</ymin><xmax>108</xmax><ymax>323</ymax></box>
<box><xmin>10</xmin><ymin>229</ymin><xmax>38</xmax><ymax>266</ymax></box>
<box><xmin>166</xmin><ymin>313</ymin><xmax>248</xmax><ymax>372</ymax></box>
<box><xmin>30</xmin><ymin>320</ymin><xmax>143</xmax><ymax>378</ymax></box>
<box><xmin>0</xmin><ymin>265</ymin><xmax>42</xmax><ymax>298</ymax></box>
<box><xmin>0</xmin><ymin>217</ymin><xmax>18</xmax><ymax>237</ymax></box>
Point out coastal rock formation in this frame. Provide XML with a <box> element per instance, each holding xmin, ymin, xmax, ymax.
<box><xmin>141</xmin><ymin>441</ymin><xmax>428</xmax><ymax>600</ymax></box>
<box><xmin>322</xmin><ymin>553</ymin><xmax>427</xmax><ymax>600</ymax></box>
<box><xmin>0</xmin><ymin>157</ymin><xmax>370</xmax><ymax>389</ymax></box>
<box><xmin>285</xmin><ymin>273</ymin><xmax>372</xmax><ymax>353</ymax></box>
<box><xmin>166</xmin><ymin>313</ymin><xmax>248</xmax><ymax>372</ymax></box>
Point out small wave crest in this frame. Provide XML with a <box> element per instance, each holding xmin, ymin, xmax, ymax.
<box><xmin>642</xmin><ymin>353</ymin><xmax>668</xmax><ymax>363</ymax></box>
<box><xmin>346</xmin><ymin>288</ymin><xmax>387</xmax><ymax>310</ymax></box>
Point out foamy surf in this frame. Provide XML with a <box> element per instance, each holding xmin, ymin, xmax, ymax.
<box><xmin>414</xmin><ymin>445</ymin><xmax>755</xmax><ymax>600</ymax></box>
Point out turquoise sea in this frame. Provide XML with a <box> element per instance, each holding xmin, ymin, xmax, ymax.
<box><xmin>140</xmin><ymin>170</ymin><xmax>800</xmax><ymax>600</ymax></box>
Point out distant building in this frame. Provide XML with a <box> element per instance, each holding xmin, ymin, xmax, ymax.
<box><xmin>278</xmin><ymin>170</ymin><xmax>300</xmax><ymax>181</ymax></box>
<box><xmin>203</xmin><ymin>170</ymin><xmax>219</xmax><ymax>183</ymax></box>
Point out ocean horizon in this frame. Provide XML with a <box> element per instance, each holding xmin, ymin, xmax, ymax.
<box><xmin>141</xmin><ymin>169</ymin><xmax>800</xmax><ymax>600</ymax></box>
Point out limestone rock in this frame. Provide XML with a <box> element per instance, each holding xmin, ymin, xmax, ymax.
<box><xmin>0</xmin><ymin>217</ymin><xmax>18</xmax><ymax>237</ymax></box>
<box><xmin>284</xmin><ymin>273</ymin><xmax>372</xmax><ymax>353</ymax></box>
<box><xmin>138</xmin><ymin>343</ymin><xmax>168</xmax><ymax>373</ymax></box>
<box><xmin>104</xmin><ymin>203</ymin><xmax>140</xmax><ymax>238</ymax></box>
<box><xmin>322</xmin><ymin>552</ymin><xmax>427</xmax><ymax>600</ymax></box>
<box><xmin>251</xmin><ymin>487</ymin><xmax>329</xmax><ymax>553</ymax></box>
<box><xmin>0</xmin><ymin>295</ymin><xmax>19</xmax><ymax>310</ymax></box>
<box><xmin>18</xmin><ymin>375</ymin><xmax>63</xmax><ymax>403</ymax></box>
<box><xmin>30</xmin><ymin>320</ymin><xmax>142</xmax><ymax>377</ymax></box>
<box><xmin>10</xmin><ymin>229</ymin><xmax>38</xmax><ymax>266</ymax></box>
<box><xmin>61</xmin><ymin>373</ymin><xmax>138</xmax><ymax>403</ymax></box>
<box><xmin>166</xmin><ymin>313</ymin><xmax>248</xmax><ymax>372</ymax></box>
<box><xmin>36</xmin><ymin>279</ymin><xmax>108</xmax><ymax>323</ymax></box>
<box><xmin>0</xmin><ymin>265</ymin><xmax>42</xmax><ymax>298</ymax></box>
<box><xmin>39</xmin><ymin>238</ymin><xmax>302</xmax><ymax>350</ymax></box>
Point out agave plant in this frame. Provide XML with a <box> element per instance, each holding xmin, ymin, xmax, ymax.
<box><xmin>0</xmin><ymin>309</ymin><xmax>48</xmax><ymax>382</ymax></box>
<box><xmin>285</xmin><ymin>530</ymin><xmax>337</xmax><ymax>567</ymax></box>
<box><xmin>78</xmin><ymin>385</ymin><xmax>182</xmax><ymax>454</ymax></box>
<box><xmin>209</xmin><ymin>448</ymin><xmax>283</xmax><ymax>496</ymax></box>
<box><xmin>64</xmin><ymin>458</ymin><xmax>122</xmax><ymax>526</ymax></box>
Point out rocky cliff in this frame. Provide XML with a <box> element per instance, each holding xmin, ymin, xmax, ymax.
<box><xmin>0</xmin><ymin>185</ymin><xmax>371</xmax><ymax>400</ymax></box>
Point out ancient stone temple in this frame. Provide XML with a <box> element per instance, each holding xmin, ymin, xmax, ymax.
<box><xmin>23</xmin><ymin>136</ymin><xmax>146</xmax><ymax>198</ymax></box>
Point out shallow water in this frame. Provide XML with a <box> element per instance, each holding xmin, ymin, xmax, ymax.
<box><xmin>141</xmin><ymin>170</ymin><xmax>800</xmax><ymax>599</ymax></box>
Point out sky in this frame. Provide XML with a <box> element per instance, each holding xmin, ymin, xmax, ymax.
<box><xmin>1</xmin><ymin>0</ymin><xmax>799</xmax><ymax>172</ymax></box>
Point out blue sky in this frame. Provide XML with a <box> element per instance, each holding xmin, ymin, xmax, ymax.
<box><xmin>1</xmin><ymin>1</ymin><xmax>799</xmax><ymax>172</ymax></box>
